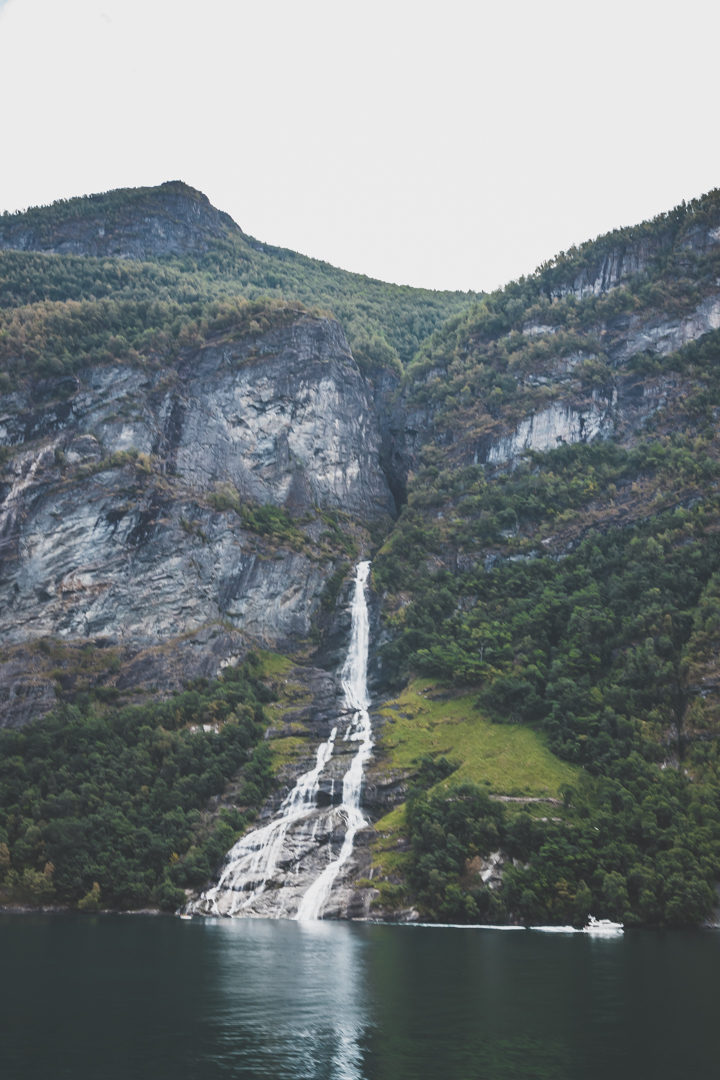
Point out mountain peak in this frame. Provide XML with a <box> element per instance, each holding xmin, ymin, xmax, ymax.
<box><xmin>0</xmin><ymin>181</ymin><xmax>242</xmax><ymax>260</ymax></box>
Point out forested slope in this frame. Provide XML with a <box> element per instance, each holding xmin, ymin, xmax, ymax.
<box><xmin>369</xmin><ymin>188</ymin><xmax>720</xmax><ymax>928</ymax></box>
<box><xmin>0</xmin><ymin>181</ymin><xmax>478</xmax><ymax>377</ymax></box>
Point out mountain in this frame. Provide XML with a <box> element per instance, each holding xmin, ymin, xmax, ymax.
<box><xmin>2</xmin><ymin>183</ymin><xmax>720</xmax><ymax>927</ymax></box>
<box><xmin>0</xmin><ymin>180</ymin><xmax>479</xmax><ymax>369</ymax></box>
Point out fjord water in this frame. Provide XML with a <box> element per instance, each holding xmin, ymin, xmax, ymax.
<box><xmin>3</xmin><ymin>916</ymin><xmax>720</xmax><ymax>1080</ymax></box>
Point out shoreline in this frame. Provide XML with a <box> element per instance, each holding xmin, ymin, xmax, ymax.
<box><xmin>2</xmin><ymin>905</ymin><xmax>718</xmax><ymax>931</ymax></box>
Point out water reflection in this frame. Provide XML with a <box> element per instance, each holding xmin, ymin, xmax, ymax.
<box><xmin>208</xmin><ymin>919</ymin><xmax>371</xmax><ymax>1079</ymax></box>
<box><xmin>361</xmin><ymin>925</ymin><xmax>720</xmax><ymax>1080</ymax></box>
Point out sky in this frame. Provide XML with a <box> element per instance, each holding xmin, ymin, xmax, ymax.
<box><xmin>0</xmin><ymin>0</ymin><xmax>718</xmax><ymax>294</ymax></box>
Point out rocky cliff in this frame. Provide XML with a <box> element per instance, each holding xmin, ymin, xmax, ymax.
<box><xmin>0</xmin><ymin>311</ymin><xmax>395</xmax><ymax>725</ymax></box>
<box><xmin>5</xmin><ymin>188</ymin><xmax>720</xmax><ymax>730</ymax></box>
<box><xmin>5</xmin><ymin>182</ymin><xmax>720</xmax><ymax>927</ymax></box>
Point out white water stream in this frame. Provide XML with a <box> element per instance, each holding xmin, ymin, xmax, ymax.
<box><xmin>295</xmin><ymin>561</ymin><xmax>373</xmax><ymax>920</ymax></box>
<box><xmin>192</xmin><ymin>561</ymin><xmax>373</xmax><ymax>920</ymax></box>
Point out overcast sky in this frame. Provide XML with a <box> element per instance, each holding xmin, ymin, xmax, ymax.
<box><xmin>0</xmin><ymin>0</ymin><xmax>718</xmax><ymax>293</ymax></box>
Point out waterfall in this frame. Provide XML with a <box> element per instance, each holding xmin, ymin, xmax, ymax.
<box><xmin>296</xmin><ymin>560</ymin><xmax>373</xmax><ymax>921</ymax></box>
<box><xmin>196</xmin><ymin>726</ymin><xmax>340</xmax><ymax>916</ymax></box>
<box><xmin>191</xmin><ymin>560</ymin><xmax>373</xmax><ymax>919</ymax></box>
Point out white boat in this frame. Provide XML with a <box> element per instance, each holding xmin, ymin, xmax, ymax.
<box><xmin>583</xmin><ymin>915</ymin><xmax>623</xmax><ymax>935</ymax></box>
<box><xmin>179</xmin><ymin>913</ymin><xmax>192</xmax><ymax>921</ymax></box>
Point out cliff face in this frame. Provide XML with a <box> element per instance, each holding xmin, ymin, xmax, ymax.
<box><xmin>0</xmin><ymin>177</ymin><xmax>475</xmax><ymax>733</ymax></box>
<box><xmin>166</xmin><ymin>318</ymin><xmax>394</xmax><ymax>517</ymax></box>
<box><xmin>0</xmin><ymin>314</ymin><xmax>394</xmax><ymax>724</ymax></box>
<box><xmin>544</xmin><ymin>204</ymin><xmax>720</xmax><ymax>300</ymax></box>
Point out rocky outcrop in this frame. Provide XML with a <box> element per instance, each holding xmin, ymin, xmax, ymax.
<box><xmin>609</xmin><ymin>294</ymin><xmax>720</xmax><ymax>365</ymax></box>
<box><xmin>0</xmin><ymin>647</ymin><xmax>59</xmax><ymax>729</ymax></box>
<box><xmin>0</xmin><ymin>317</ymin><xmax>394</xmax><ymax>518</ymax></box>
<box><xmin>549</xmin><ymin>234</ymin><xmax>671</xmax><ymax>300</ymax></box>
<box><xmin>479</xmin><ymin>369</ymin><xmax>694</xmax><ymax>466</ymax></box>
<box><xmin>475</xmin><ymin>289</ymin><xmax>720</xmax><ymax>468</ymax></box>
<box><xmin>546</xmin><ymin>215</ymin><xmax>720</xmax><ymax>301</ymax></box>
<box><xmin>484</xmin><ymin>400</ymin><xmax>613</xmax><ymax>465</ymax></box>
<box><xmin>166</xmin><ymin>318</ymin><xmax>394</xmax><ymax>518</ymax></box>
<box><xmin>0</xmin><ymin>625</ymin><xmax>251</xmax><ymax>730</ymax></box>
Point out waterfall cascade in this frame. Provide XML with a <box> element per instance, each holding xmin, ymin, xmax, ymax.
<box><xmin>295</xmin><ymin>561</ymin><xmax>373</xmax><ymax>919</ymax></box>
<box><xmin>191</xmin><ymin>561</ymin><xmax>373</xmax><ymax>920</ymax></box>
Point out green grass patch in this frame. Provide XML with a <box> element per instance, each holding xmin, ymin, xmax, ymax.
<box><xmin>258</xmin><ymin>650</ymin><xmax>295</xmax><ymax>678</ymax></box>
<box><xmin>370</xmin><ymin>804</ymin><xmax>412</xmax><ymax>880</ymax></box>
<box><xmin>374</xmin><ymin>804</ymin><xmax>407</xmax><ymax>834</ymax></box>
<box><xmin>257</xmin><ymin>651</ymin><xmax>317</xmax><ymax>775</ymax></box>
<box><xmin>377</xmin><ymin>678</ymin><xmax>579</xmax><ymax>797</ymax></box>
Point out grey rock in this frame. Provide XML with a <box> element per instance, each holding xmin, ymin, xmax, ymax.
<box><xmin>548</xmin><ymin>221</ymin><xmax>720</xmax><ymax>301</ymax></box>
<box><xmin>168</xmin><ymin>318</ymin><xmax>394</xmax><ymax>518</ymax></box>
<box><xmin>0</xmin><ymin>315</ymin><xmax>393</xmax><ymax>661</ymax></box>
<box><xmin>0</xmin><ymin>626</ymin><xmax>256</xmax><ymax>729</ymax></box>
<box><xmin>609</xmin><ymin>294</ymin><xmax>720</xmax><ymax>365</ymax></box>
<box><xmin>484</xmin><ymin>400</ymin><xmax>613</xmax><ymax>465</ymax></box>
<box><xmin>115</xmin><ymin>629</ymin><xmax>249</xmax><ymax>694</ymax></box>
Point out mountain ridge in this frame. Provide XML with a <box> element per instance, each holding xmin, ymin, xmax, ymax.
<box><xmin>0</xmin><ymin>181</ymin><xmax>480</xmax><ymax>370</ymax></box>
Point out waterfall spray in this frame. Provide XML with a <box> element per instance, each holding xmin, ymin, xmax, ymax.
<box><xmin>196</xmin><ymin>725</ymin><xmax>339</xmax><ymax>916</ymax></box>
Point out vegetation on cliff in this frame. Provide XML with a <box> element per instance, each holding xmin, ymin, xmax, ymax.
<box><xmin>369</xmin><ymin>191</ymin><xmax>720</xmax><ymax>927</ymax></box>
<box><xmin>0</xmin><ymin>181</ymin><xmax>479</xmax><ymax>383</ymax></box>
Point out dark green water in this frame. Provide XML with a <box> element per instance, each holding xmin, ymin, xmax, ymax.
<box><xmin>1</xmin><ymin>916</ymin><xmax>719</xmax><ymax>1080</ymax></box>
